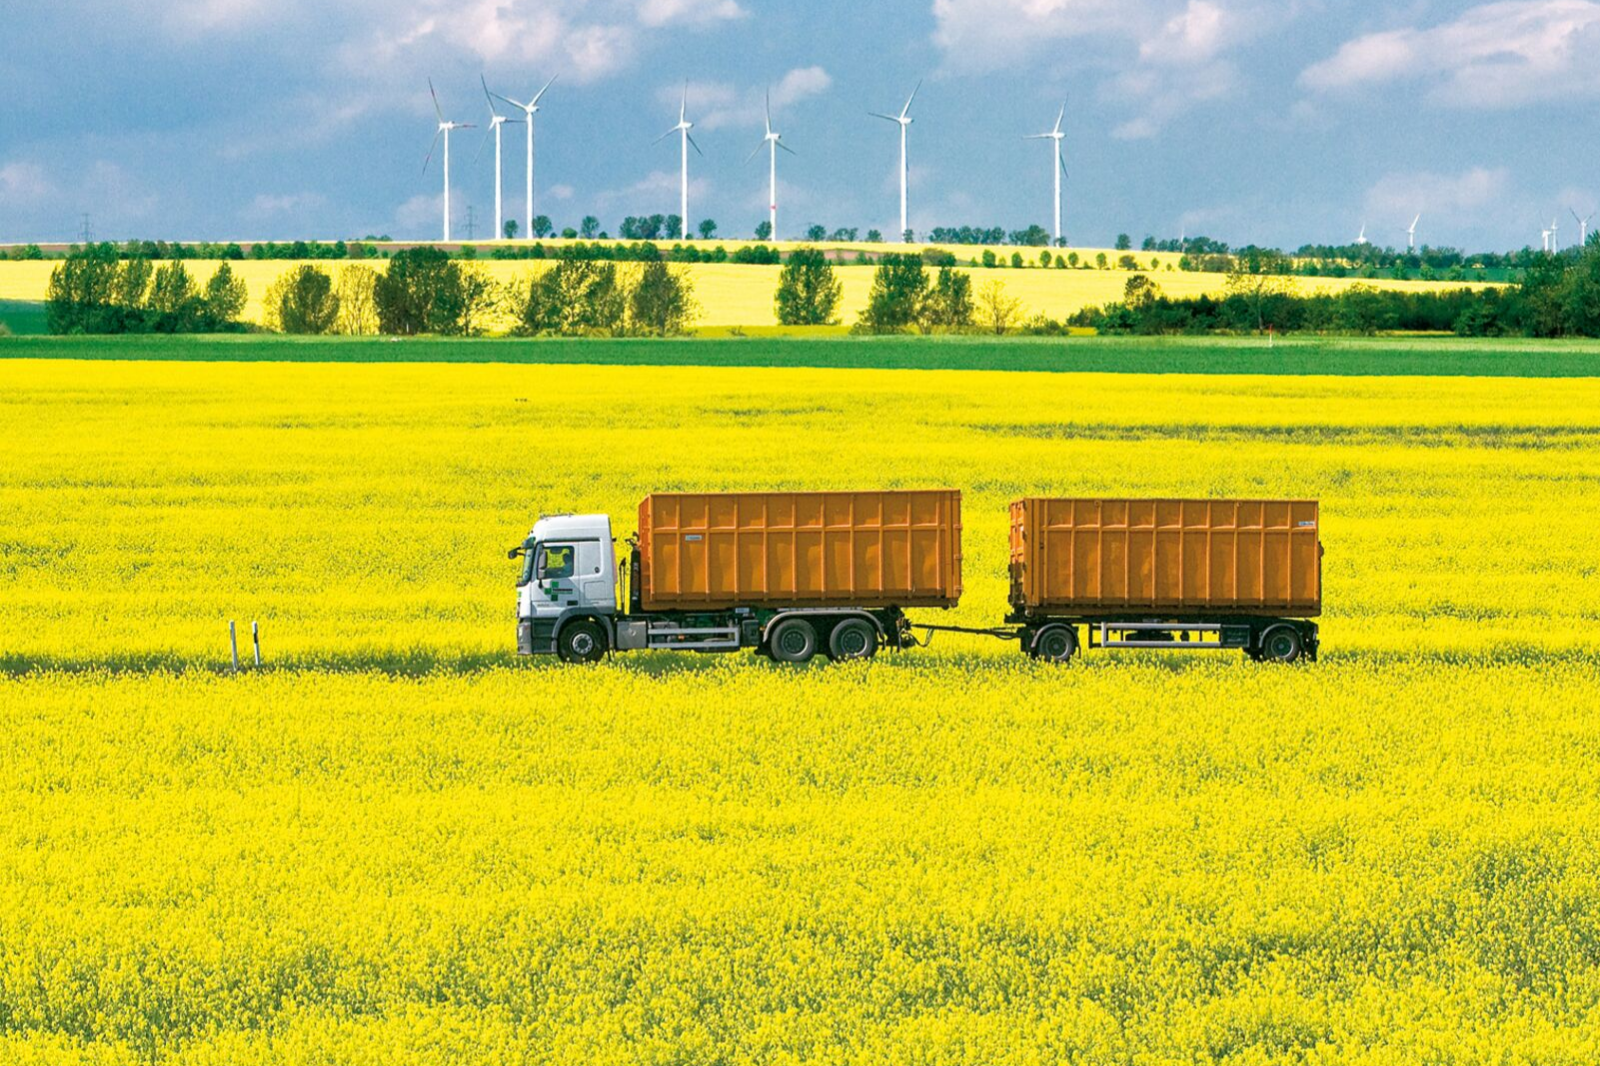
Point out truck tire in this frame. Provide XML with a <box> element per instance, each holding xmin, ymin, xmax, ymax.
<box><xmin>768</xmin><ymin>618</ymin><xmax>819</xmax><ymax>664</ymax></box>
<box><xmin>1258</xmin><ymin>624</ymin><xmax>1303</xmax><ymax>664</ymax></box>
<box><xmin>1029</xmin><ymin>624</ymin><xmax>1078</xmax><ymax>663</ymax></box>
<box><xmin>557</xmin><ymin>620</ymin><xmax>608</xmax><ymax>664</ymax></box>
<box><xmin>828</xmin><ymin>618</ymin><xmax>878</xmax><ymax>662</ymax></box>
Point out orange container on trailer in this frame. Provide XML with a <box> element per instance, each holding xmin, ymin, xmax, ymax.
<box><xmin>1009</xmin><ymin>498</ymin><xmax>1321</xmax><ymax>615</ymax></box>
<box><xmin>638</xmin><ymin>491</ymin><xmax>963</xmax><ymax>611</ymax></box>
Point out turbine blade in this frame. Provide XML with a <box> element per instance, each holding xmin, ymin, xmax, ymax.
<box><xmin>680</xmin><ymin>80</ymin><xmax>688</xmax><ymax>123</ymax></box>
<box><xmin>868</xmin><ymin>111</ymin><xmax>899</xmax><ymax>123</ymax></box>
<box><xmin>1053</xmin><ymin>103</ymin><xmax>1065</xmax><ymax>135</ymax></box>
<box><xmin>423</xmin><ymin>129</ymin><xmax>441</xmax><ymax>174</ymax></box>
<box><xmin>491</xmin><ymin>91</ymin><xmax>529</xmax><ymax>110</ymax></box>
<box><xmin>653</xmin><ymin>126</ymin><xmax>678</xmax><ymax>145</ymax></box>
<box><xmin>777</xmin><ymin>140</ymin><xmax>797</xmax><ymax>156</ymax></box>
<box><xmin>1025</xmin><ymin>133</ymin><xmax>1051</xmax><ymax>139</ymax></box>
<box><xmin>482</xmin><ymin>74</ymin><xmax>496</xmax><ymax>112</ymax></box>
<box><xmin>530</xmin><ymin>74</ymin><xmax>557</xmax><ymax>107</ymax></box>
<box><xmin>429</xmin><ymin>79</ymin><xmax>444</xmax><ymax>122</ymax></box>
<box><xmin>745</xmin><ymin>140</ymin><xmax>765</xmax><ymax>164</ymax></box>
<box><xmin>473</xmin><ymin>124</ymin><xmax>492</xmax><ymax>164</ymax></box>
<box><xmin>1574</xmin><ymin>208</ymin><xmax>1585</xmax><ymax>225</ymax></box>
<box><xmin>686</xmin><ymin>131</ymin><xmax>704</xmax><ymax>157</ymax></box>
<box><xmin>900</xmin><ymin>79</ymin><xmax>921</xmax><ymax>119</ymax></box>
<box><xmin>1059</xmin><ymin>154</ymin><xmax>1069</xmax><ymax>179</ymax></box>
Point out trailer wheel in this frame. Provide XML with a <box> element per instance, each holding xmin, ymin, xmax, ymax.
<box><xmin>828</xmin><ymin>619</ymin><xmax>879</xmax><ymax>662</ymax></box>
<box><xmin>557</xmin><ymin>620</ymin><xmax>608</xmax><ymax>664</ymax></box>
<box><xmin>768</xmin><ymin>618</ymin><xmax>819</xmax><ymax>665</ymax></box>
<box><xmin>1030</xmin><ymin>624</ymin><xmax>1078</xmax><ymax>663</ymax></box>
<box><xmin>1258</xmin><ymin>624</ymin><xmax>1303</xmax><ymax>664</ymax></box>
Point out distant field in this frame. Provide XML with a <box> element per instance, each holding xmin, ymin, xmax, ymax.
<box><xmin>4</xmin><ymin>333</ymin><xmax>1599</xmax><ymax>377</ymax></box>
<box><xmin>0</xmin><ymin>257</ymin><xmax>1495</xmax><ymax>330</ymax></box>
<box><xmin>0</xmin><ymin>299</ymin><xmax>46</xmax><ymax>335</ymax></box>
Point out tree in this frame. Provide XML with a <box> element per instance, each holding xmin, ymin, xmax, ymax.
<box><xmin>981</xmin><ymin>249</ymin><xmax>997</xmax><ymax>269</ymax></box>
<box><xmin>902</xmin><ymin>228</ymin><xmax>915</xmax><ymax>244</ymax></box>
<box><xmin>856</xmin><ymin>253</ymin><xmax>927</xmax><ymax>333</ymax></box>
<box><xmin>1010</xmin><ymin>251</ymin><xmax>1025</xmax><ymax>268</ymax></box>
<box><xmin>1009</xmin><ymin>224</ymin><xmax>1050</xmax><ymax>247</ymax></box>
<box><xmin>978</xmin><ymin>279</ymin><xmax>1022</xmax><ymax>335</ymax></box>
<box><xmin>697</xmin><ymin>219</ymin><xmax>717</xmax><ymax>240</ymax></box>
<box><xmin>45</xmin><ymin>243</ymin><xmax>120</xmax><ymax>333</ymax></box>
<box><xmin>112</xmin><ymin>256</ymin><xmax>153</xmax><ymax>312</ymax></box>
<box><xmin>921</xmin><ymin>267</ymin><xmax>973</xmax><ymax>330</ymax></box>
<box><xmin>333</xmin><ymin>265</ymin><xmax>379</xmax><ymax>335</ymax></box>
<box><xmin>1115</xmin><ymin>233</ymin><xmax>1132</xmax><ymax>251</ymax></box>
<box><xmin>865</xmin><ymin>229</ymin><xmax>883</xmax><ymax>243</ymax></box>
<box><xmin>1224</xmin><ymin>249</ymin><xmax>1296</xmax><ymax>333</ymax></box>
<box><xmin>1039</xmin><ymin>249</ymin><xmax>1053</xmax><ymax>267</ymax></box>
<box><xmin>203</xmin><ymin>263</ymin><xmax>248</xmax><ymax>326</ymax></box>
<box><xmin>533</xmin><ymin>216</ymin><xmax>554</xmax><ymax>238</ymax></box>
<box><xmin>580</xmin><ymin>216</ymin><xmax>600</xmax><ymax>239</ymax></box>
<box><xmin>665</xmin><ymin>214</ymin><xmax>683</xmax><ymax>240</ymax></box>
<box><xmin>270</xmin><ymin>265</ymin><xmax>339</xmax><ymax>334</ymax></box>
<box><xmin>373</xmin><ymin>246</ymin><xmax>461</xmax><ymax>335</ymax></box>
<box><xmin>1123</xmin><ymin>274</ymin><xmax>1161</xmax><ymax>310</ymax></box>
<box><xmin>754</xmin><ymin>220</ymin><xmax>773</xmax><ymax>240</ymax></box>
<box><xmin>774</xmin><ymin>248</ymin><xmax>843</xmax><ymax>326</ymax></box>
<box><xmin>503</xmin><ymin>219</ymin><xmax>519</xmax><ymax>240</ymax></box>
<box><xmin>147</xmin><ymin>262</ymin><xmax>202</xmax><ymax>331</ymax></box>
<box><xmin>630</xmin><ymin>261</ymin><xmax>695</xmax><ymax>334</ymax></box>
<box><xmin>517</xmin><ymin>256</ymin><xmax>628</xmax><ymax>336</ymax></box>
<box><xmin>806</xmin><ymin>224</ymin><xmax>827</xmax><ymax>242</ymax></box>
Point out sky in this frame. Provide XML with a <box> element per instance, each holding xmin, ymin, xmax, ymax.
<box><xmin>1</xmin><ymin>0</ymin><xmax>1597</xmax><ymax>251</ymax></box>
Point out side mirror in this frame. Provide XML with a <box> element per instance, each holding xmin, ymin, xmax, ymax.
<box><xmin>508</xmin><ymin>547</ymin><xmax>523</xmax><ymax>560</ymax></box>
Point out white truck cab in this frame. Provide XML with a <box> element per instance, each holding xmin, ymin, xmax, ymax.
<box><xmin>513</xmin><ymin>514</ymin><xmax>617</xmax><ymax>659</ymax></box>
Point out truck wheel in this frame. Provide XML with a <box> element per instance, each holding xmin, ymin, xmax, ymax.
<box><xmin>1258</xmin><ymin>625</ymin><xmax>1303</xmax><ymax>664</ymax></box>
<box><xmin>1030</xmin><ymin>625</ymin><xmax>1078</xmax><ymax>663</ymax></box>
<box><xmin>768</xmin><ymin>618</ymin><xmax>818</xmax><ymax>664</ymax></box>
<box><xmin>557</xmin><ymin>620</ymin><xmax>608</xmax><ymax>664</ymax></box>
<box><xmin>828</xmin><ymin>619</ymin><xmax>879</xmax><ymax>662</ymax></box>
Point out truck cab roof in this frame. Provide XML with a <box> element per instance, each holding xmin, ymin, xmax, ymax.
<box><xmin>526</xmin><ymin>514</ymin><xmax>612</xmax><ymax>546</ymax></box>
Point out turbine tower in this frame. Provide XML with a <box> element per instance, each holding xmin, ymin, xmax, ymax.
<box><xmin>1355</xmin><ymin>222</ymin><xmax>1368</xmax><ymax>245</ymax></box>
<box><xmin>478</xmin><ymin>76</ymin><xmax>523</xmax><ymax>240</ymax></box>
<box><xmin>1406</xmin><ymin>213</ymin><xmax>1420</xmax><ymax>252</ymax></box>
<box><xmin>1026</xmin><ymin>103</ymin><xmax>1068</xmax><ymax>244</ymax></box>
<box><xmin>490</xmin><ymin>76</ymin><xmax>556</xmax><ymax>240</ymax></box>
<box><xmin>745</xmin><ymin>88</ymin><xmax>795</xmax><ymax>239</ymax></box>
<box><xmin>1574</xmin><ymin>208</ymin><xmax>1595</xmax><ymax>247</ymax></box>
<box><xmin>1541</xmin><ymin>222</ymin><xmax>1552</xmax><ymax>254</ymax></box>
<box><xmin>424</xmin><ymin>80</ymin><xmax>474</xmax><ymax>243</ymax></box>
<box><xmin>655</xmin><ymin>83</ymin><xmax>702</xmax><ymax>238</ymax></box>
<box><xmin>870</xmin><ymin>81</ymin><xmax>920</xmax><ymax>241</ymax></box>
<box><xmin>1550</xmin><ymin>216</ymin><xmax>1560</xmax><ymax>252</ymax></box>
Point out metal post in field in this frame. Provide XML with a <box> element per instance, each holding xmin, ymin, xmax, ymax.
<box><xmin>252</xmin><ymin>620</ymin><xmax>262</xmax><ymax>666</ymax></box>
<box><xmin>229</xmin><ymin>620</ymin><xmax>240</xmax><ymax>672</ymax></box>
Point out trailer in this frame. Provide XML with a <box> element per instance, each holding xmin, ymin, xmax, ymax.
<box><xmin>512</xmin><ymin>491</ymin><xmax>962</xmax><ymax>663</ymax></box>
<box><xmin>999</xmin><ymin>497</ymin><xmax>1322</xmax><ymax>663</ymax></box>
<box><xmin>512</xmin><ymin>492</ymin><xmax>1321</xmax><ymax>665</ymax></box>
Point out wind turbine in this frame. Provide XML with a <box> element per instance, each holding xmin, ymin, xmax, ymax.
<box><xmin>1355</xmin><ymin>222</ymin><xmax>1368</xmax><ymax>245</ymax></box>
<box><xmin>424</xmin><ymin>80</ymin><xmax>474</xmax><ymax>243</ymax></box>
<box><xmin>490</xmin><ymin>76</ymin><xmax>556</xmax><ymax>241</ymax></box>
<box><xmin>745</xmin><ymin>88</ymin><xmax>794</xmax><ymax>239</ymax></box>
<box><xmin>1406</xmin><ymin>213</ymin><xmax>1420</xmax><ymax>252</ymax></box>
<box><xmin>1026</xmin><ymin>103</ymin><xmax>1068</xmax><ymax>244</ymax></box>
<box><xmin>655</xmin><ymin>82</ymin><xmax>702</xmax><ymax>238</ymax></box>
<box><xmin>477</xmin><ymin>76</ymin><xmax>523</xmax><ymax>241</ymax></box>
<box><xmin>1574</xmin><ymin>208</ymin><xmax>1595</xmax><ymax>247</ymax></box>
<box><xmin>870</xmin><ymin>81</ymin><xmax>920</xmax><ymax>241</ymax></box>
<box><xmin>1550</xmin><ymin>215</ymin><xmax>1560</xmax><ymax>252</ymax></box>
<box><xmin>1541</xmin><ymin>221</ymin><xmax>1552</xmax><ymax>254</ymax></box>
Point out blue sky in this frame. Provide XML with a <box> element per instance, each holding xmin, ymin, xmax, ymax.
<box><xmin>2</xmin><ymin>0</ymin><xmax>1597</xmax><ymax>250</ymax></box>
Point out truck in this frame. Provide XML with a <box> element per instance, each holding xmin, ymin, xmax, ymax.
<box><xmin>512</xmin><ymin>492</ymin><xmax>1321</xmax><ymax>665</ymax></box>
<box><xmin>512</xmin><ymin>490</ymin><xmax>963</xmax><ymax>663</ymax></box>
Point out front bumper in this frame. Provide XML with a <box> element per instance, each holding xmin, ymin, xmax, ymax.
<box><xmin>517</xmin><ymin>618</ymin><xmax>559</xmax><ymax>656</ymax></box>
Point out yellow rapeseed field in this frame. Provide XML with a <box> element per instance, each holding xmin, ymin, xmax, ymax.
<box><xmin>3</xmin><ymin>355</ymin><xmax>1599</xmax><ymax>1063</ymax></box>
<box><xmin>0</xmin><ymin>257</ymin><xmax>1488</xmax><ymax>329</ymax></box>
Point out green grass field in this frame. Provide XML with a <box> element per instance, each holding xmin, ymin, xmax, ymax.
<box><xmin>4</xmin><ymin>333</ymin><xmax>1600</xmax><ymax>377</ymax></box>
<box><xmin>0</xmin><ymin>300</ymin><xmax>46</xmax><ymax>335</ymax></box>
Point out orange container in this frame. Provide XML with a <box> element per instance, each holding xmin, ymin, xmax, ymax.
<box><xmin>638</xmin><ymin>491</ymin><xmax>962</xmax><ymax>611</ymax></box>
<box><xmin>1010</xmin><ymin>498</ymin><xmax>1321</xmax><ymax>615</ymax></box>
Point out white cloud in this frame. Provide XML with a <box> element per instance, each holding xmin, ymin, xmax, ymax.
<box><xmin>655</xmin><ymin>67</ymin><xmax>832</xmax><ymax>131</ymax></box>
<box><xmin>0</xmin><ymin>162</ymin><xmax>54</xmax><ymax>205</ymax></box>
<box><xmin>638</xmin><ymin>0</ymin><xmax>745</xmax><ymax>28</ymax></box>
<box><xmin>1363</xmin><ymin>166</ymin><xmax>1512</xmax><ymax>226</ymax></box>
<box><xmin>931</xmin><ymin>0</ymin><xmax>1261</xmax><ymax>136</ymax></box>
<box><xmin>547</xmin><ymin>184</ymin><xmax>575</xmax><ymax>201</ymax></box>
<box><xmin>1301</xmin><ymin>1</ymin><xmax>1600</xmax><ymax>107</ymax></box>
<box><xmin>247</xmin><ymin>192</ymin><xmax>327</xmax><ymax>216</ymax></box>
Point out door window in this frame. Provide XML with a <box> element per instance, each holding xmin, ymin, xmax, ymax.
<box><xmin>539</xmin><ymin>544</ymin><xmax>576</xmax><ymax>580</ymax></box>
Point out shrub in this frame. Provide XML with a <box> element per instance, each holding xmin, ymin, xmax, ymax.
<box><xmin>921</xmin><ymin>267</ymin><xmax>973</xmax><ymax>331</ymax></box>
<box><xmin>269</xmin><ymin>265</ymin><xmax>339</xmax><ymax>335</ymax></box>
<box><xmin>333</xmin><ymin>266</ymin><xmax>380</xmax><ymax>335</ymax></box>
<box><xmin>374</xmin><ymin>247</ymin><xmax>461</xmax><ymax>335</ymax></box>
<box><xmin>203</xmin><ymin>263</ymin><xmax>249</xmax><ymax>326</ymax></box>
<box><xmin>978</xmin><ymin>280</ymin><xmax>1022</xmax><ymax>335</ymax></box>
